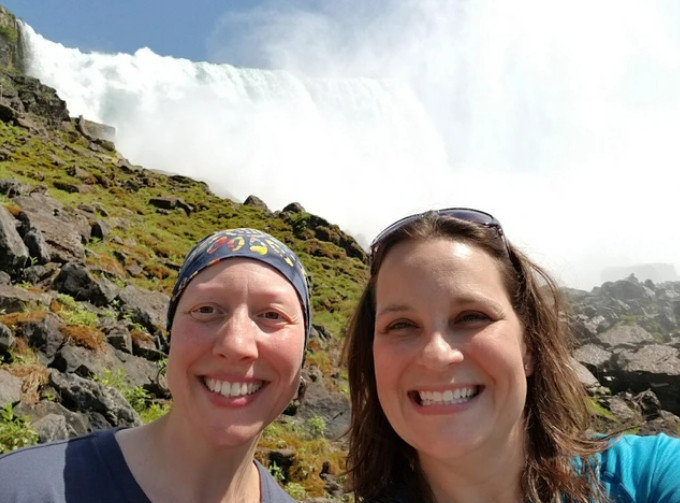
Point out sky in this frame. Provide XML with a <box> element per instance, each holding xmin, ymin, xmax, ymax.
<box><xmin>2</xmin><ymin>1</ymin><xmax>233</xmax><ymax>61</ymax></box>
<box><xmin>3</xmin><ymin>0</ymin><xmax>680</xmax><ymax>290</ymax></box>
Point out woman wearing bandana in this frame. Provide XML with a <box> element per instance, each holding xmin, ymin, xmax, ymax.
<box><xmin>0</xmin><ymin>228</ymin><xmax>311</xmax><ymax>503</ymax></box>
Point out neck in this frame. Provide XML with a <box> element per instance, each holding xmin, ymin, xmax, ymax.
<box><xmin>418</xmin><ymin>424</ymin><xmax>526</xmax><ymax>503</ymax></box>
<box><xmin>117</xmin><ymin>412</ymin><xmax>261</xmax><ymax>503</ymax></box>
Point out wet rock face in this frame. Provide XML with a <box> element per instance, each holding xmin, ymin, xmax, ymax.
<box><xmin>0</xmin><ymin>6</ymin><xmax>23</xmax><ymax>72</ymax></box>
<box><xmin>1</xmin><ymin>8</ymin><xmax>70</xmax><ymax>129</ymax></box>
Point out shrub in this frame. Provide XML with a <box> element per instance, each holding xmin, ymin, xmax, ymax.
<box><xmin>5</xmin><ymin>363</ymin><xmax>49</xmax><ymax>404</ymax></box>
<box><xmin>285</xmin><ymin>482</ymin><xmax>308</xmax><ymax>499</ymax></box>
<box><xmin>94</xmin><ymin>369</ymin><xmax>169</xmax><ymax>423</ymax></box>
<box><xmin>53</xmin><ymin>294</ymin><xmax>99</xmax><ymax>326</ymax></box>
<box><xmin>307</xmin><ymin>415</ymin><xmax>327</xmax><ymax>438</ymax></box>
<box><xmin>0</xmin><ymin>404</ymin><xmax>39</xmax><ymax>455</ymax></box>
<box><xmin>138</xmin><ymin>401</ymin><xmax>170</xmax><ymax>423</ymax></box>
<box><xmin>0</xmin><ymin>24</ymin><xmax>18</xmax><ymax>44</ymax></box>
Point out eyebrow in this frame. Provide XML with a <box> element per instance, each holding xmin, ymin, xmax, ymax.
<box><xmin>375</xmin><ymin>304</ymin><xmax>411</xmax><ymax>317</ymax></box>
<box><xmin>375</xmin><ymin>293</ymin><xmax>505</xmax><ymax>318</ymax></box>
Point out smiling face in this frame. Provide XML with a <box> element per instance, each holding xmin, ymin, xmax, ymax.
<box><xmin>373</xmin><ymin>238</ymin><xmax>531</xmax><ymax>465</ymax></box>
<box><xmin>166</xmin><ymin>258</ymin><xmax>305</xmax><ymax>448</ymax></box>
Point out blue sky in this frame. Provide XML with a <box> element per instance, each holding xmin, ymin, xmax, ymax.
<box><xmin>2</xmin><ymin>0</ymin><xmax>260</xmax><ymax>62</ymax></box>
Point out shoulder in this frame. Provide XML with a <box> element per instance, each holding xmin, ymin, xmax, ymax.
<box><xmin>0</xmin><ymin>428</ymin><xmax>114</xmax><ymax>471</ymax></box>
<box><xmin>601</xmin><ymin>433</ymin><xmax>680</xmax><ymax>462</ymax></box>
<box><xmin>255</xmin><ymin>460</ymin><xmax>297</xmax><ymax>503</ymax></box>
<box><xmin>597</xmin><ymin>433</ymin><xmax>680</xmax><ymax>502</ymax></box>
<box><xmin>0</xmin><ymin>431</ymin><xmax>90</xmax><ymax>470</ymax></box>
<box><xmin>0</xmin><ymin>428</ymin><xmax>123</xmax><ymax>502</ymax></box>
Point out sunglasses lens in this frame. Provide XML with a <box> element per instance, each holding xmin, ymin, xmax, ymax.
<box><xmin>369</xmin><ymin>208</ymin><xmax>505</xmax><ymax>265</ymax></box>
<box><xmin>439</xmin><ymin>209</ymin><xmax>496</xmax><ymax>226</ymax></box>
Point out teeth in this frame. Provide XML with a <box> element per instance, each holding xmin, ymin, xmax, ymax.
<box><xmin>204</xmin><ymin>378</ymin><xmax>263</xmax><ymax>398</ymax></box>
<box><xmin>418</xmin><ymin>386</ymin><xmax>478</xmax><ymax>406</ymax></box>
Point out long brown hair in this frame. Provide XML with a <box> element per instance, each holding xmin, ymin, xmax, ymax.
<box><xmin>343</xmin><ymin>213</ymin><xmax>609</xmax><ymax>502</ymax></box>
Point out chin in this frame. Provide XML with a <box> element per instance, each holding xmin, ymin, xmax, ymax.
<box><xmin>203</xmin><ymin>423</ymin><xmax>265</xmax><ymax>450</ymax></box>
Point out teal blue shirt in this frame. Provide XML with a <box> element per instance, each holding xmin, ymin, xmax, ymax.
<box><xmin>362</xmin><ymin>434</ymin><xmax>680</xmax><ymax>502</ymax></box>
<box><xmin>594</xmin><ymin>433</ymin><xmax>680</xmax><ymax>502</ymax></box>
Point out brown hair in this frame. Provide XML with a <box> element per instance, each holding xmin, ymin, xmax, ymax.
<box><xmin>343</xmin><ymin>213</ymin><xmax>609</xmax><ymax>502</ymax></box>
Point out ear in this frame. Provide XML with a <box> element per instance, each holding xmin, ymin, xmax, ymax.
<box><xmin>522</xmin><ymin>353</ymin><xmax>534</xmax><ymax>376</ymax></box>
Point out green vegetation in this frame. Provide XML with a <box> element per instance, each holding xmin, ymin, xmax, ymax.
<box><xmin>260</xmin><ymin>419</ymin><xmax>346</xmax><ymax>496</ymax></box>
<box><xmin>267</xmin><ymin>461</ymin><xmax>285</xmax><ymax>482</ymax></box>
<box><xmin>0</xmin><ymin>404</ymin><xmax>39</xmax><ymax>454</ymax></box>
<box><xmin>0</xmin><ymin>23</ymin><xmax>18</xmax><ymax>44</ymax></box>
<box><xmin>620</xmin><ymin>314</ymin><xmax>641</xmax><ymax>326</ymax></box>
<box><xmin>284</xmin><ymin>482</ymin><xmax>308</xmax><ymax>499</ymax></box>
<box><xmin>53</xmin><ymin>294</ymin><xmax>99</xmax><ymax>326</ymax></box>
<box><xmin>94</xmin><ymin>369</ymin><xmax>169</xmax><ymax>423</ymax></box>
<box><xmin>307</xmin><ymin>415</ymin><xmax>327</xmax><ymax>437</ymax></box>
<box><xmin>138</xmin><ymin>401</ymin><xmax>170</xmax><ymax>423</ymax></box>
<box><xmin>2</xmin><ymin>116</ymin><xmax>367</xmax><ymax>341</ymax></box>
<box><xmin>587</xmin><ymin>397</ymin><xmax>618</xmax><ymax>423</ymax></box>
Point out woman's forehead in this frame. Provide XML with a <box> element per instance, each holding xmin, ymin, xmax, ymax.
<box><xmin>185</xmin><ymin>257</ymin><xmax>297</xmax><ymax>293</ymax></box>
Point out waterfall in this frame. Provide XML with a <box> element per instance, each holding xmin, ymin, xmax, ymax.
<box><xmin>14</xmin><ymin>0</ymin><xmax>680</xmax><ymax>289</ymax></box>
<box><xmin>19</xmin><ymin>24</ymin><xmax>449</xmax><ymax>248</ymax></box>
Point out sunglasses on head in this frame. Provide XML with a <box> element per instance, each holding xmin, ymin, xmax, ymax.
<box><xmin>368</xmin><ymin>207</ymin><xmax>511</xmax><ymax>266</ymax></box>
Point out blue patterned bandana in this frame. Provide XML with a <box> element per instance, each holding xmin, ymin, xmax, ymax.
<box><xmin>167</xmin><ymin>228</ymin><xmax>311</xmax><ymax>351</ymax></box>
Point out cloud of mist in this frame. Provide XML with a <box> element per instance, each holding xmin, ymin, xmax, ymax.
<box><xmin>207</xmin><ymin>0</ymin><xmax>680</xmax><ymax>289</ymax></box>
<box><xmin>19</xmin><ymin>0</ymin><xmax>680</xmax><ymax>290</ymax></box>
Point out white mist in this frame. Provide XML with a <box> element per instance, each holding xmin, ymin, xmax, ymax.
<box><xmin>16</xmin><ymin>0</ymin><xmax>680</xmax><ymax>290</ymax></box>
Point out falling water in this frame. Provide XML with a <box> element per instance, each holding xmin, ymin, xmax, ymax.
<box><xmin>15</xmin><ymin>1</ymin><xmax>680</xmax><ymax>289</ymax></box>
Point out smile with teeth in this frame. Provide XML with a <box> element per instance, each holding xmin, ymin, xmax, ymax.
<box><xmin>203</xmin><ymin>377</ymin><xmax>264</xmax><ymax>398</ymax></box>
<box><xmin>416</xmin><ymin>386</ymin><xmax>480</xmax><ymax>406</ymax></box>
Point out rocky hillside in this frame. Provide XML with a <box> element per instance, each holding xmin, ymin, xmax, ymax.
<box><xmin>567</xmin><ymin>276</ymin><xmax>680</xmax><ymax>434</ymax></box>
<box><xmin>0</xmin><ymin>5</ymin><xmax>678</xmax><ymax>501</ymax></box>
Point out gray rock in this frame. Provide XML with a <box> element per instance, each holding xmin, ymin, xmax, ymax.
<box><xmin>105</xmin><ymin>325</ymin><xmax>132</xmax><ymax>353</ymax></box>
<box><xmin>296</xmin><ymin>379</ymin><xmax>350</xmax><ymax>439</ymax></box>
<box><xmin>598</xmin><ymin>325</ymin><xmax>655</xmax><ymax>347</ymax></box>
<box><xmin>52</xmin><ymin>344</ymin><xmax>107</xmax><ymax>378</ymax></box>
<box><xmin>570</xmin><ymin>358</ymin><xmax>600</xmax><ymax>389</ymax></box>
<box><xmin>15</xmin><ymin>400</ymin><xmax>88</xmax><ymax>437</ymax></box>
<box><xmin>49</xmin><ymin>369</ymin><xmax>141</xmax><ymax>428</ymax></box>
<box><xmin>117</xmin><ymin>285</ymin><xmax>169</xmax><ymax>333</ymax></box>
<box><xmin>52</xmin><ymin>261</ymin><xmax>116</xmax><ymax>306</ymax></box>
<box><xmin>0</xmin><ymin>322</ymin><xmax>15</xmax><ymax>355</ymax></box>
<box><xmin>573</xmin><ymin>343</ymin><xmax>613</xmax><ymax>369</ymax></box>
<box><xmin>610</xmin><ymin>344</ymin><xmax>680</xmax><ymax>415</ymax></box>
<box><xmin>33</xmin><ymin>413</ymin><xmax>73</xmax><ymax>443</ymax></box>
<box><xmin>0</xmin><ymin>284</ymin><xmax>51</xmax><ymax>314</ymax></box>
<box><xmin>23</xmin><ymin>227</ymin><xmax>50</xmax><ymax>265</ymax></box>
<box><xmin>13</xmin><ymin>193</ymin><xmax>86</xmax><ymax>263</ymax></box>
<box><xmin>0</xmin><ymin>369</ymin><xmax>22</xmax><ymax>407</ymax></box>
<box><xmin>16</xmin><ymin>313</ymin><xmax>64</xmax><ymax>365</ymax></box>
<box><xmin>0</xmin><ymin>205</ymin><xmax>29</xmax><ymax>274</ymax></box>
<box><xmin>606</xmin><ymin>396</ymin><xmax>639</xmax><ymax>424</ymax></box>
<box><xmin>243</xmin><ymin>195</ymin><xmax>269</xmax><ymax>211</ymax></box>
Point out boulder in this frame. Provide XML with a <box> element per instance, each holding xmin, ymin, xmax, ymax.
<box><xmin>52</xmin><ymin>261</ymin><xmax>117</xmax><ymax>306</ymax></box>
<box><xmin>0</xmin><ymin>369</ymin><xmax>22</xmax><ymax>407</ymax></box>
<box><xmin>48</xmin><ymin>370</ymin><xmax>141</xmax><ymax>428</ymax></box>
<box><xmin>0</xmin><ymin>205</ymin><xmax>29</xmax><ymax>274</ymax></box>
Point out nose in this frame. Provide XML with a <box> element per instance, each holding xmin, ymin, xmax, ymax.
<box><xmin>418</xmin><ymin>329</ymin><xmax>463</xmax><ymax>368</ymax></box>
<box><xmin>212</xmin><ymin>308</ymin><xmax>259</xmax><ymax>360</ymax></box>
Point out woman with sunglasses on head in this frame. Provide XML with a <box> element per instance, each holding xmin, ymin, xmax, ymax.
<box><xmin>344</xmin><ymin>209</ymin><xmax>680</xmax><ymax>503</ymax></box>
<box><xmin>0</xmin><ymin>228</ymin><xmax>309</xmax><ymax>503</ymax></box>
